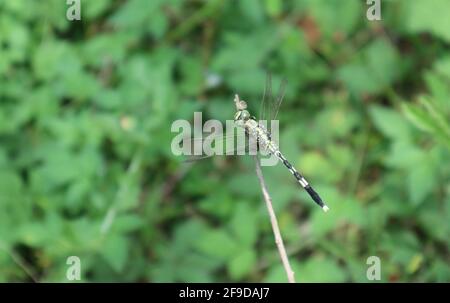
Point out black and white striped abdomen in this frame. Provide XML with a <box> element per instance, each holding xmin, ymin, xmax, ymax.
<box><xmin>275</xmin><ymin>151</ymin><xmax>309</xmax><ymax>187</ymax></box>
<box><xmin>274</xmin><ymin>151</ymin><xmax>329</xmax><ymax>212</ymax></box>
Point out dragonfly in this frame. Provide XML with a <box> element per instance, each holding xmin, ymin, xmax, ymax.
<box><xmin>184</xmin><ymin>74</ymin><xmax>330</xmax><ymax>212</ymax></box>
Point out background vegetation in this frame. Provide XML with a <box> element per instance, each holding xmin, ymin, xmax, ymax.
<box><xmin>0</xmin><ymin>0</ymin><xmax>449</xmax><ymax>282</ymax></box>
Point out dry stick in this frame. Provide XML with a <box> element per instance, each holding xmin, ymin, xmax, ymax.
<box><xmin>254</xmin><ymin>156</ymin><xmax>296</xmax><ymax>283</ymax></box>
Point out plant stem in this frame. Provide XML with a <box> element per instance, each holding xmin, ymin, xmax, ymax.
<box><xmin>254</xmin><ymin>156</ymin><xmax>296</xmax><ymax>283</ymax></box>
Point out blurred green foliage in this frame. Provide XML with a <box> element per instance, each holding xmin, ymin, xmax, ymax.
<box><xmin>0</xmin><ymin>0</ymin><xmax>449</xmax><ymax>282</ymax></box>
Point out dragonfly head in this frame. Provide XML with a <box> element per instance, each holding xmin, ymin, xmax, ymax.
<box><xmin>234</xmin><ymin>109</ymin><xmax>250</xmax><ymax>122</ymax></box>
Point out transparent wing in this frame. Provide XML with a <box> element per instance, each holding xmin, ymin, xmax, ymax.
<box><xmin>180</xmin><ymin>131</ymin><xmax>250</xmax><ymax>163</ymax></box>
<box><xmin>183</xmin><ymin>143</ymin><xmax>250</xmax><ymax>162</ymax></box>
<box><xmin>271</xmin><ymin>78</ymin><xmax>287</xmax><ymax>121</ymax></box>
<box><xmin>180</xmin><ymin>132</ymin><xmax>243</xmax><ymax>145</ymax></box>
<box><xmin>259</xmin><ymin>72</ymin><xmax>272</xmax><ymax>122</ymax></box>
<box><xmin>259</xmin><ymin>73</ymin><xmax>287</xmax><ymax>122</ymax></box>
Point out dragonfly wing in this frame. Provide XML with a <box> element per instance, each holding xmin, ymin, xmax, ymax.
<box><xmin>271</xmin><ymin>78</ymin><xmax>287</xmax><ymax>121</ymax></box>
<box><xmin>180</xmin><ymin>132</ymin><xmax>242</xmax><ymax>145</ymax></box>
<box><xmin>182</xmin><ymin>140</ymin><xmax>251</xmax><ymax>162</ymax></box>
<box><xmin>259</xmin><ymin>73</ymin><xmax>287</xmax><ymax>122</ymax></box>
<box><xmin>180</xmin><ymin>132</ymin><xmax>249</xmax><ymax>162</ymax></box>
<box><xmin>259</xmin><ymin>72</ymin><xmax>273</xmax><ymax>122</ymax></box>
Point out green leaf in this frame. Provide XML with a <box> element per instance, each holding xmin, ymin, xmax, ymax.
<box><xmin>17</xmin><ymin>222</ymin><xmax>49</xmax><ymax>246</ymax></box>
<box><xmin>401</xmin><ymin>103</ymin><xmax>435</xmax><ymax>132</ymax></box>
<box><xmin>100</xmin><ymin>234</ymin><xmax>129</xmax><ymax>272</ymax></box>
<box><xmin>406</xmin><ymin>0</ymin><xmax>450</xmax><ymax>43</ymax></box>
<box><xmin>195</xmin><ymin>230</ymin><xmax>240</xmax><ymax>260</ymax></box>
<box><xmin>424</xmin><ymin>71</ymin><xmax>450</xmax><ymax>112</ymax></box>
<box><xmin>338</xmin><ymin>39</ymin><xmax>400</xmax><ymax>95</ymax></box>
<box><xmin>264</xmin><ymin>0</ymin><xmax>282</xmax><ymax>17</ymax></box>
<box><xmin>296</xmin><ymin>258</ymin><xmax>347</xmax><ymax>283</ymax></box>
<box><xmin>310</xmin><ymin>187</ymin><xmax>366</xmax><ymax>238</ymax></box>
<box><xmin>299</xmin><ymin>152</ymin><xmax>339</xmax><ymax>183</ymax></box>
<box><xmin>433</xmin><ymin>56</ymin><xmax>450</xmax><ymax>79</ymax></box>
<box><xmin>407</xmin><ymin>160</ymin><xmax>436</xmax><ymax>205</ymax></box>
<box><xmin>385</xmin><ymin>141</ymin><xmax>423</xmax><ymax>169</ymax></box>
<box><xmin>239</xmin><ymin>0</ymin><xmax>265</xmax><ymax>24</ymax></box>
<box><xmin>265</xmin><ymin>258</ymin><xmax>347</xmax><ymax>282</ymax></box>
<box><xmin>212</xmin><ymin>28</ymin><xmax>278</xmax><ymax>72</ymax></box>
<box><xmin>109</xmin><ymin>0</ymin><xmax>163</xmax><ymax>31</ymax></box>
<box><xmin>227</xmin><ymin>249</ymin><xmax>257</xmax><ymax>280</ymax></box>
<box><xmin>263</xmin><ymin>263</ymin><xmax>293</xmax><ymax>283</ymax></box>
<box><xmin>418</xmin><ymin>209</ymin><xmax>450</xmax><ymax>242</ymax></box>
<box><xmin>175</xmin><ymin>253</ymin><xmax>219</xmax><ymax>282</ymax></box>
<box><xmin>229</xmin><ymin>204</ymin><xmax>258</xmax><ymax>246</ymax></box>
<box><xmin>84</xmin><ymin>0</ymin><xmax>110</xmax><ymax>19</ymax></box>
<box><xmin>337</xmin><ymin>64</ymin><xmax>379</xmax><ymax>95</ymax></box>
<box><xmin>302</xmin><ymin>0</ymin><xmax>361</xmax><ymax>38</ymax></box>
<box><xmin>402</xmin><ymin>98</ymin><xmax>450</xmax><ymax>149</ymax></box>
<box><xmin>113</xmin><ymin>215</ymin><xmax>144</xmax><ymax>233</ymax></box>
<box><xmin>178</xmin><ymin>56</ymin><xmax>204</xmax><ymax>96</ymax></box>
<box><xmin>370</xmin><ymin>105</ymin><xmax>411</xmax><ymax>141</ymax></box>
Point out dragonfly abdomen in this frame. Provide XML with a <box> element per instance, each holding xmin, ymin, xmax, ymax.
<box><xmin>275</xmin><ymin>151</ymin><xmax>330</xmax><ymax>212</ymax></box>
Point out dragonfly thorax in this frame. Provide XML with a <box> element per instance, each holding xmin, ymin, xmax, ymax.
<box><xmin>234</xmin><ymin>109</ymin><xmax>250</xmax><ymax>122</ymax></box>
